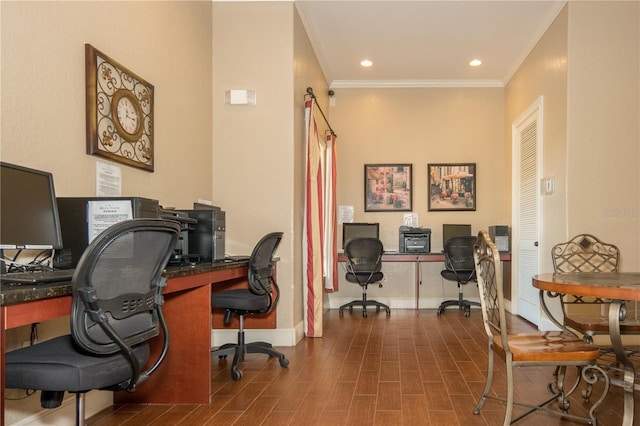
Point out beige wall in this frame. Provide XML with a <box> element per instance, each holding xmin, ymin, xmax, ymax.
<box><xmin>329</xmin><ymin>87</ymin><xmax>506</xmax><ymax>308</ymax></box>
<box><xmin>506</xmin><ymin>1</ymin><xmax>640</xmax><ymax>274</ymax></box>
<box><xmin>505</xmin><ymin>4</ymin><xmax>569</xmax><ymax>274</ymax></box>
<box><xmin>566</xmin><ymin>1</ymin><xmax>640</xmax><ymax>270</ymax></box>
<box><xmin>1</xmin><ymin>1</ymin><xmax>213</xmax><ymax>209</ymax></box>
<box><xmin>212</xmin><ymin>2</ymin><xmax>329</xmax><ymax>334</ymax></box>
<box><xmin>1</xmin><ymin>1</ymin><xmax>213</xmax><ymax>423</ymax></box>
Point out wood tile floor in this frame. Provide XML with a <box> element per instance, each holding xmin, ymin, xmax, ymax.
<box><xmin>89</xmin><ymin>308</ymin><xmax>636</xmax><ymax>425</ymax></box>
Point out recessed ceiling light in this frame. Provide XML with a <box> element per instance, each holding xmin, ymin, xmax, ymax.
<box><xmin>360</xmin><ymin>59</ymin><xmax>373</xmax><ymax>67</ymax></box>
<box><xmin>469</xmin><ymin>59</ymin><xmax>482</xmax><ymax>67</ymax></box>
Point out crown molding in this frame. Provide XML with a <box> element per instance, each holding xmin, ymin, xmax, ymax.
<box><xmin>329</xmin><ymin>79</ymin><xmax>505</xmax><ymax>89</ymax></box>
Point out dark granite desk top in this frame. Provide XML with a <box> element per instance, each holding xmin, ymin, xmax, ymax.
<box><xmin>0</xmin><ymin>259</ymin><xmax>248</xmax><ymax>307</ymax></box>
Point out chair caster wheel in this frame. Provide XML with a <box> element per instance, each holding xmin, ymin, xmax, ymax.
<box><xmin>218</xmin><ymin>355</ymin><xmax>227</xmax><ymax>360</ymax></box>
<box><xmin>279</xmin><ymin>357</ymin><xmax>289</xmax><ymax>368</ymax></box>
<box><xmin>231</xmin><ymin>369</ymin><xmax>243</xmax><ymax>381</ymax></box>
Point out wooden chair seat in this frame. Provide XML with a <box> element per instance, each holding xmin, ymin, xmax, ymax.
<box><xmin>492</xmin><ymin>333</ymin><xmax>600</xmax><ymax>363</ymax></box>
<box><xmin>565</xmin><ymin>316</ymin><xmax>640</xmax><ymax>335</ymax></box>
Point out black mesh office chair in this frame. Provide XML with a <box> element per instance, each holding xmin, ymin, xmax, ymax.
<box><xmin>5</xmin><ymin>219</ymin><xmax>180</xmax><ymax>426</ymax></box>
<box><xmin>211</xmin><ymin>232</ymin><xmax>289</xmax><ymax>380</ymax></box>
<box><xmin>339</xmin><ymin>237</ymin><xmax>390</xmax><ymax>318</ymax></box>
<box><xmin>437</xmin><ymin>235</ymin><xmax>480</xmax><ymax>317</ymax></box>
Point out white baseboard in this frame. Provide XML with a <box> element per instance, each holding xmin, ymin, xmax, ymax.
<box><xmin>212</xmin><ymin>326</ymin><xmax>300</xmax><ymax>348</ymax></box>
<box><xmin>9</xmin><ymin>390</ymin><xmax>112</xmax><ymax>426</ymax></box>
<box><xmin>327</xmin><ymin>296</ymin><xmax>483</xmax><ymax>310</ymax></box>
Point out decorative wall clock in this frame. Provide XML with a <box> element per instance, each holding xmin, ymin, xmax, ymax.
<box><xmin>85</xmin><ymin>44</ymin><xmax>154</xmax><ymax>172</ymax></box>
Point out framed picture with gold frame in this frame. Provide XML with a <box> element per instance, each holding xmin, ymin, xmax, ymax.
<box><xmin>85</xmin><ymin>44</ymin><xmax>154</xmax><ymax>172</ymax></box>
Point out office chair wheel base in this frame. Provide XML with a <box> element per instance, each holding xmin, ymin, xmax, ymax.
<box><xmin>279</xmin><ymin>357</ymin><xmax>289</xmax><ymax>368</ymax></box>
<box><xmin>231</xmin><ymin>369</ymin><xmax>243</xmax><ymax>381</ymax></box>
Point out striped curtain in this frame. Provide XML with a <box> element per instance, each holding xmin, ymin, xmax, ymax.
<box><xmin>303</xmin><ymin>99</ymin><xmax>338</xmax><ymax>338</ymax></box>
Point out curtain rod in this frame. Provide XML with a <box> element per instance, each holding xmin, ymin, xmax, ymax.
<box><xmin>306</xmin><ymin>87</ymin><xmax>336</xmax><ymax>137</ymax></box>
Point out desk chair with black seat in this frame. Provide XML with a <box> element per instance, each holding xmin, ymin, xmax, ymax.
<box><xmin>437</xmin><ymin>235</ymin><xmax>480</xmax><ymax>317</ymax></box>
<box><xmin>472</xmin><ymin>230</ymin><xmax>609</xmax><ymax>425</ymax></box>
<box><xmin>339</xmin><ymin>237</ymin><xmax>391</xmax><ymax>318</ymax></box>
<box><xmin>211</xmin><ymin>232</ymin><xmax>289</xmax><ymax>381</ymax></box>
<box><xmin>5</xmin><ymin>219</ymin><xmax>180</xmax><ymax>426</ymax></box>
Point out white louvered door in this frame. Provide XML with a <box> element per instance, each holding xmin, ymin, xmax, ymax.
<box><xmin>512</xmin><ymin>97</ymin><xmax>543</xmax><ymax>325</ymax></box>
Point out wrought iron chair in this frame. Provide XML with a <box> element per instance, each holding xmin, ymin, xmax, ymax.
<box><xmin>5</xmin><ymin>219</ymin><xmax>180</xmax><ymax>426</ymax></box>
<box><xmin>549</xmin><ymin>233</ymin><xmax>640</xmax><ymax>340</ymax></box>
<box><xmin>211</xmin><ymin>232</ymin><xmax>289</xmax><ymax>380</ymax></box>
<box><xmin>437</xmin><ymin>236</ymin><xmax>480</xmax><ymax>317</ymax></box>
<box><xmin>545</xmin><ymin>233</ymin><xmax>640</xmax><ymax>399</ymax></box>
<box><xmin>339</xmin><ymin>237</ymin><xmax>390</xmax><ymax>318</ymax></box>
<box><xmin>472</xmin><ymin>230</ymin><xmax>608</xmax><ymax>425</ymax></box>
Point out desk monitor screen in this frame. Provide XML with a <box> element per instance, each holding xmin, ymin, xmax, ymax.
<box><xmin>0</xmin><ymin>162</ymin><xmax>63</xmax><ymax>250</ymax></box>
<box><xmin>442</xmin><ymin>224</ymin><xmax>471</xmax><ymax>247</ymax></box>
<box><xmin>343</xmin><ymin>222</ymin><xmax>379</xmax><ymax>248</ymax></box>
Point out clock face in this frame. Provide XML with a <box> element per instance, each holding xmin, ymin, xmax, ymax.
<box><xmin>116</xmin><ymin>96</ymin><xmax>139</xmax><ymax>135</ymax></box>
<box><xmin>110</xmin><ymin>89</ymin><xmax>144</xmax><ymax>142</ymax></box>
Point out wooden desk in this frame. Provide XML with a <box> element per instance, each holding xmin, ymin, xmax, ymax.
<box><xmin>0</xmin><ymin>260</ymin><xmax>273</xmax><ymax>419</ymax></box>
<box><xmin>338</xmin><ymin>251</ymin><xmax>511</xmax><ymax>309</ymax></box>
<box><xmin>533</xmin><ymin>272</ymin><xmax>640</xmax><ymax>426</ymax></box>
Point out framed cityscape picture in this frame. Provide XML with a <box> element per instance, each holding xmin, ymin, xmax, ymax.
<box><xmin>428</xmin><ymin>163</ymin><xmax>476</xmax><ymax>211</ymax></box>
<box><xmin>364</xmin><ymin>164</ymin><xmax>412</xmax><ymax>212</ymax></box>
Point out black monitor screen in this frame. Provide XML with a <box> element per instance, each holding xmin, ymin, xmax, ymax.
<box><xmin>0</xmin><ymin>162</ymin><xmax>63</xmax><ymax>250</ymax></box>
<box><xmin>442</xmin><ymin>224</ymin><xmax>471</xmax><ymax>247</ymax></box>
<box><xmin>342</xmin><ymin>223</ymin><xmax>379</xmax><ymax>248</ymax></box>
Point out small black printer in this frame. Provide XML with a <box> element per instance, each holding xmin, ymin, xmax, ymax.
<box><xmin>399</xmin><ymin>226</ymin><xmax>431</xmax><ymax>253</ymax></box>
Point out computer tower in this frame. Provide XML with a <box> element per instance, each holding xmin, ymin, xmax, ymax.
<box><xmin>54</xmin><ymin>197</ymin><xmax>159</xmax><ymax>269</ymax></box>
<box><xmin>187</xmin><ymin>209</ymin><xmax>226</xmax><ymax>262</ymax></box>
<box><xmin>489</xmin><ymin>225</ymin><xmax>510</xmax><ymax>252</ymax></box>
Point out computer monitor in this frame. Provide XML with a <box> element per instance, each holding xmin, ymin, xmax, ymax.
<box><xmin>0</xmin><ymin>162</ymin><xmax>63</xmax><ymax>251</ymax></box>
<box><xmin>342</xmin><ymin>222</ymin><xmax>379</xmax><ymax>248</ymax></box>
<box><xmin>442</xmin><ymin>224</ymin><xmax>471</xmax><ymax>247</ymax></box>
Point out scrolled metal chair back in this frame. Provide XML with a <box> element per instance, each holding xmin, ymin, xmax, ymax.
<box><xmin>552</xmin><ymin>233</ymin><xmax>619</xmax><ymax>273</ymax></box>
<box><xmin>473</xmin><ymin>230</ymin><xmax>508</xmax><ymax>348</ymax></box>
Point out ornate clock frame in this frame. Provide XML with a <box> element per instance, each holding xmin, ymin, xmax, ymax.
<box><xmin>85</xmin><ymin>44</ymin><xmax>154</xmax><ymax>172</ymax></box>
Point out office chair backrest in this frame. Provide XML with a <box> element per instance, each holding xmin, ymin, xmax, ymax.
<box><xmin>345</xmin><ymin>237</ymin><xmax>384</xmax><ymax>274</ymax></box>
<box><xmin>71</xmin><ymin>219</ymin><xmax>180</xmax><ymax>355</ymax></box>
<box><xmin>443</xmin><ymin>235</ymin><xmax>477</xmax><ymax>272</ymax></box>
<box><xmin>473</xmin><ymin>231</ymin><xmax>507</xmax><ymax>344</ymax></box>
<box><xmin>552</xmin><ymin>233</ymin><xmax>619</xmax><ymax>273</ymax></box>
<box><xmin>247</xmin><ymin>232</ymin><xmax>283</xmax><ymax>299</ymax></box>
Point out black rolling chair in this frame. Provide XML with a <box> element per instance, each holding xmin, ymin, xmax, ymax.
<box><xmin>437</xmin><ymin>235</ymin><xmax>480</xmax><ymax>317</ymax></box>
<box><xmin>211</xmin><ymin>232</ymin><xmax>289</xmax><ymax>380</ymax></box>
<box><xmin>5</xmin><ymin>219</ymin><xmax>180</xmax><ymax>426</ymax></box>
<box><xmin>339</xmin><ymin>237</ymin><xmax>391</xmax><ymax>318</ymax></box>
